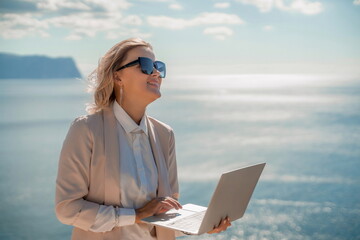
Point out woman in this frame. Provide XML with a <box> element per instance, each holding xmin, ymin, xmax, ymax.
<box><xmin>55</xmin><ymin>38</ymin><xmax>230</xmax><ymax>239</ymax></box>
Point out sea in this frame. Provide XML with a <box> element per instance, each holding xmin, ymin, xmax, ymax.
<box><xmin>0</xmin><ymin>74</ymin><xmax>359</xmax><ymax>240</ymax></box>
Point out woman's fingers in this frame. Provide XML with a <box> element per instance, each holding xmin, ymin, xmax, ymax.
<box><xmin>154</xmin><ymin>197</ymin><xmax>183</xmax><ymax>214</ymax></box>
<box><xmin>162</xmin><ymin>197</ymin><xmax>182</xmax><ymax>210</ymax></box>
<box><xmin>158</xmin><ymin>200</ymin><xmax>173</xmax><ymax>211</ymax></box>
<box><xmin>207</xmin><ymin>217</ymin><xmax>231</xmax><ymax>234</ymax></box>
<box><xmin>158</xmin><ymin>197</ymin><xmax>182</xmax><ymax>210</ymax></box>
<box><xmin>136</xmin><ymin>197</ymin><xmax>182</xmax><ymax>222</ymax></box>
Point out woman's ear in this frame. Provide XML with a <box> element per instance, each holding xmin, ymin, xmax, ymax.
<box><xmin>114</xmin><ymin>71</ymin><xmax>120</xmax><ymax>81</ymax></box>
<box><xmin>113</xmin><ymin>72</ymin><xmax>122</xmax><ymax>84</ymax></box>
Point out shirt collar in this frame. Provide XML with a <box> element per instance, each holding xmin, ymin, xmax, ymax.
<box><xmin>112</xmin><ymin>100</ymin><xmax>148</xmax><ymax>136</ymax></box>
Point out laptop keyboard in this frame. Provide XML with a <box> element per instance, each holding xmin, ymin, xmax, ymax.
<box><xmin>167</xmin><ymin>211</ymin><xmax>206</xmax><ymax>233</ymax></box>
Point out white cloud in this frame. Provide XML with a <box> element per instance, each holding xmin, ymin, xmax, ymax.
<box><xmin>138</xmin><ymin>0</ymin><xmax>169</xmax><ymax>2</ymax></box>
<box><xmin>353</xmin><ymin>0</ymin><xmax>360</xmax><ymax>5</ymax></box>
<box><xmin>36</xmin><ymin>0</ymin><xmax>91</xmax><ymax>11</ymax></box>
<box><xmin>49</xmin><ymin>12</ymin><xmax>119</xmax><ymax>31</ymax></box>
<box><xmin>64</xmin><ymin>27</ymin><xmax>97</xmax><ymax>40</ymax></box>
<box><xmin>193</xmin><ymin>12</ymin><xmax>244</xmax><ymax>25</ymax></box>
<box><xmin>44</xmin><ymin>12</ymin><xmax>150</xmax><ymax>40</ymax></box>
<box><xmin>203</xmin><ymin>26</ymin><xmax>234</xmax><ymax>40</ymax></box>
<box><xmin>84</xmin><ymin>0</ymin><xmax>132</xmax><ymax>12</ymax></box>
<box><xmin>0</xmin><ymin>13</ymin><xmax>50</xmax><ymax>39</ymax></box>
<box><xmin>122</xmin><ymin>15</ymin><xmax>143</xmax><ymax>25</ymax></box>
<box><xmin>263</xmin><ymin>25</ymin><xmax>274</xmax><ymax>31</ymax></box>
<box><xmin>1</xmin><ymin>28</ymin><xmax>50</xmax><ymax>39</ymax></box>
<box><xmin>47</xmin><ymin>12</ymin><xmax>148</xmax><ymax>40</ymax></box>
<box><xmin>169</xmin><ymin>3</ymin><xmax>183</xmax><ymax>10</ymax></box>
<box><xmin>214</xmin><ymin>2</ymin><xmax>231</xmax><ymax>9</ymax></box>
<box><xmin>33</xmin><ymin>0</ymin><xmax>131</xmax><ymax>12</ymax></box>
<box><xmin>236</xmin><ymin>0</ymin><xmax>323</xmax><ymax>15</ymax></box>
<box><xmin>279</xmin><ymin>0</ymin><xmax>323</xmax><ymax>15</ymax></box>
<box><xmin>147</xmin><ymin>16</ymin><xmax>188</xmax><ymax>30</ymax></box>
<box><xmin>147</xmin><ymin>12</ymin><xmax>244</xmax><ymax>30</ymax></box>
<box><xmin>0</xmin><ymin>0</ymin><xmax>149</xmax><ymax>41</ymax></box>
<box><xmin>237</xmin><ymin>0</ymin><xmax>274</xmax><ymax>12</ymax></box>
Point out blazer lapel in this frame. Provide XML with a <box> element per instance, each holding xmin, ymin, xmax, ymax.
<box><xmin>147</xmin><ymin>118</ymin><xmax>172</xmax><ymax>198</ymax></box>
<box><xmin>102</xmin><ymin>106</ymin><xmax>121</xmax><ymax>206</ymax></box>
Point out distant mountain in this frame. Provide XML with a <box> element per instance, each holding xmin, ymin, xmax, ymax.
<box><xmin>0</xmin><ymin>53</ymin><xmax>82</xmax><ymax>79</ymax></box>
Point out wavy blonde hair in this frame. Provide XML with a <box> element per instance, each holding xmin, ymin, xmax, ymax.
<box><xmin>86</xmin><ymin>38</ymin><xmax>153</xmax><ymax>114</ymax></box>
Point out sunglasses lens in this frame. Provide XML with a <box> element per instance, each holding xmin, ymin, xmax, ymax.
<box><xmin>139</xmin><ymin>57</ymin><xmax>166</xmax><ymax>78</ymax></box>
<box><xmin>139</xmin><ymin>57</ymin><xmax>154</xmax><ymax>75</ymax></box>
<box><xmin>155</xmin><ymin>61</ymin><xmax>166</xmax><ymax>78</ymax></box>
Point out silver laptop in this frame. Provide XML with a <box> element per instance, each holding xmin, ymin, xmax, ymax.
<box><xmin>142</xmin><ymin>163</ymin><xmax>266</xmax><ymax>235</ymax></box>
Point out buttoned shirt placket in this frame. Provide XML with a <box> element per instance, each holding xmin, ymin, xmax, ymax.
<box><xmin>131</xmin><ymin>128</ymin><xmax>148</xmax><ymax>195</ymax></box>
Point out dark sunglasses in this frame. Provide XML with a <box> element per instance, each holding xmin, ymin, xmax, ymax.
<box><xmin>116</xmin><ymin>57</ymin><xmax>166</xmax><ymax>78</ymax></box>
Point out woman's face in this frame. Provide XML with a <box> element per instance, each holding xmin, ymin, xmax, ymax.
<box><xmin>114</xmin><ymin>46</ymin><xmax>162</xmax><ymax>106</ymax></box>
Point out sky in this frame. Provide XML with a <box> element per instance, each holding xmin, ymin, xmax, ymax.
<box><xmin>0</xmin><ymin>0</ymin><xmax>360</xmax><ymax>77</ymax></box>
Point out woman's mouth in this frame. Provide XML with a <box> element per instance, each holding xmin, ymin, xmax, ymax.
<box><xmin>147</xmin><ymin>81</ymin><xmax>160</xmax><ymax>88</ymax></box>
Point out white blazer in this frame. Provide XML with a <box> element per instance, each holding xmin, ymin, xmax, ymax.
<box><xmin>55</xmin><ymin>104</ymin><xmax>179</xmax><ymax>240</ymax></box>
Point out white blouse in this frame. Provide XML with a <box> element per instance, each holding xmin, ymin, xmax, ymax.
<box><xmin>89</xmin><ymin>101</ymin><xmax>158</xmax><ymax>239</ymax></box>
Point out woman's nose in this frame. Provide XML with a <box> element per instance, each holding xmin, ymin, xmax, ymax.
<box><xmin>151</xmin><ymin>67</ymin><xmax>161</xmax><ymax>77</ymax></box>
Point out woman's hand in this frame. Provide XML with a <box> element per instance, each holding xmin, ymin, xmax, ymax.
<box><xmin>207</xmin><ymin>217</ymin><xmax>231</xmax><ymax>234</ymax></box>
<box><xmin>135</xmin><ymin>197</ymin><xmax>182</xmax><ymax>223</ymax></box>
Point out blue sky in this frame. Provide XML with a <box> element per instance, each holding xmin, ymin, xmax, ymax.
<box><xmin>0</xmin><ymin>0</ymin><xmax>359</xmax><ymax>76</ymax></box>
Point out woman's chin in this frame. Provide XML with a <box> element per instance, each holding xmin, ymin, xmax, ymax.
<box><xmin>147</xmin><ymin>86</ymin><xmax>161</xmax><ymax>97</ymax></box>
<box><xmin>146</xmin><ymin>90</ymin><xmax>161</xmax><ymax>103</ymax></box>
<box><xmin>152</xmin><ymin>92</ymin><xmax>161</xmax><ymax>101</ymax></box>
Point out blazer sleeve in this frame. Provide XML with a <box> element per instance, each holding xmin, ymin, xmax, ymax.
<box><xmin>168</xmin><ymin>129</ymin><xmax>180</xmax><ymax>200</ymax></box>
<box><xmin>55</xmin><ymin>117</ymin><xmax>100</xmax><ymax>231</ymax></box>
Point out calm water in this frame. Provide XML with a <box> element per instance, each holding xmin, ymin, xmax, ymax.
<box><xmin>0</xmin><ymin>75</ymin><xmax>359</xmax><ymax>240</ymax></box>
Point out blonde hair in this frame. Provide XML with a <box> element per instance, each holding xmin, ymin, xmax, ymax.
<box><xmin>86</xmin><ymin>38</ymin><xmax>153</xmax><ymax>114</ymax></box>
